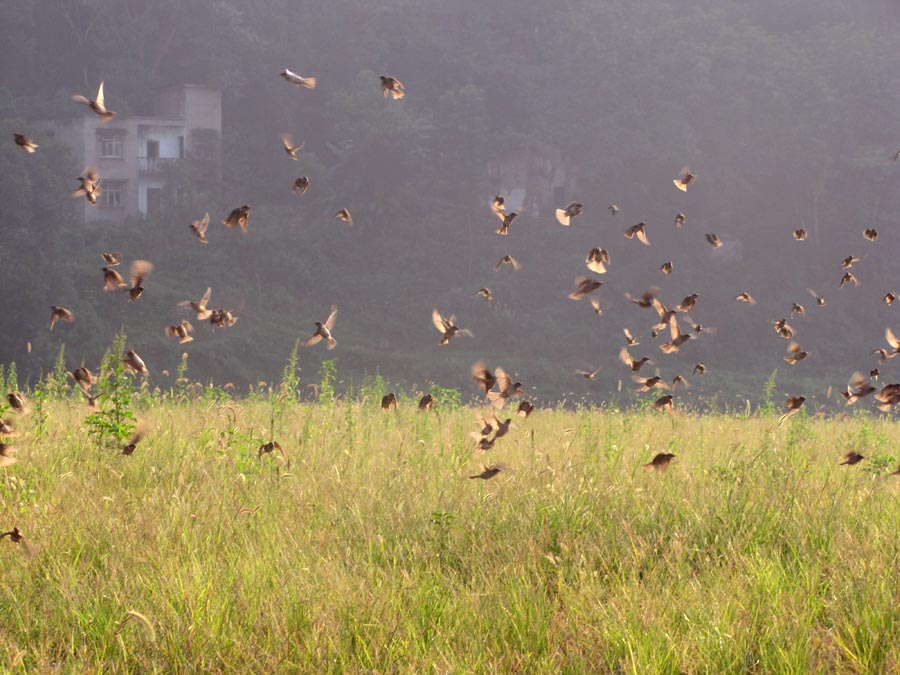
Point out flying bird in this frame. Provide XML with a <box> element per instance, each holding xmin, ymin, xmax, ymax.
<box><xmin>190</xmin><ymin>212</ymin><xmax>210</xmax><ymax>243</ymax></box>
<box><xmin>778</xmin><ymin>396</ymin><xmax>806</xmax><ymax>424</ymax></box>
<box><xmin>673</xmin><ymin>165</ymin><xmax>696</xmax><ymax>192</ymax></box>
<box><xmin>735</xmin><ymin>292</ymin><xmax>756</xmax><ymax>305</ymax></box>
<box><xmin>555</xmin><ymin>202</ymin><xmax>583</xmax><ymax>226</ymax></box>
<box><xmin>122</xmin><ymin>431</ymin><xmax>143</xmax><ymax>456</ymax></box>
<box><xmin>6</xmin><ymin>392</ymin><xmax>26</xmax><ymax>413</ymax></box>
<box><xmin>474</xmin><ymin>288</ymin><xmax>493</xmax><ymax>302</ymax></box>
<box><xmin>469</xmin><ymin>464</ymin><xmax>502</xmax><ymax>480</ymax></box>
<box><xmin>335</xmin><ymin>208</ymin><xmax>353</xmax><ymax>225</ymax></box>
<box><xmin>494</xmin><ymin>255</ymin><xmax>521</xmax><ymax>271</ymax></box>
<box><xmin>674</xmin><ymin>213</ymin><xmax>685</xmax><ymax>228</ymax></box>
<box><xmin>864</xmin><ymin>228</ymin><xmax>878</xmax><ymax>242</ymax></box>
<box><xmin>491</xmin><ymin>195</ymin><xmax>506</xmax><ymax>219</ymax></box>
<box><xmin>575</xmin><ymin>367</ymin><xmax>601</xmax><ymax>380</ymax></box>
<box><xmin>302</xmin><ymin>306</ymin><xmax>338</xmax><ymax>349</ymax></box>
<box><xmin>884</xmin><ymin>292</ymin><xmax>896</xmax><ymax>306</ymax></box>
<box><xmin>653</xmin><ymin>394</ymin><xmax>674</xmax><ymax>413</ymax></box>
<box><xmin>380</xmin><ymin>76</ymin><xmax>405</xmax><ymax>99</ymax></box>
<box><xmin>292</xmin><ymin>177</ymin><xmax>310</xmax><ymax>195</ymax></box>
<box><xmin>609</xmin><ymin>204</ymin><xmax>620</xmax><ymax>216</ymax></box>
<box><xmin>793</xmin><ymin>228</ymin><xmax>807</xmax><ymax>241</ymax></box>
<box><xmin>179</xmin><ymin>287</ymin><xmax>213</xmax><ymax>321</ymax></box>
<box><xmin>280</xmin><ymin>133</ymin><xmax>303</xmax><ymax>160</ymax></box>
<box><xmin>693</xmin><ymin>363</ymin><xmax>706</xmax><ymax>375</ymax></box>
<box><xmin>841</xmin><ymin>255</ymin><xmax>860</xmax><ymax>269</ymax></box>
<box><xmin>516</xmin><ymin>401</ymin><xmax>534</xmax><ymax>417</ymax></box>
<box><xmin>13</xmin><ymin>133</ymin><xmax>37</xmax><ymax>153</ymax></box>
<box><xmin>589</xmin><ymin>297</ymin><xmax>603</xmax><ymax>316</ymax></box>
<box><xmin>784</xmin><ymin>341</ymin><xmax>808</xmax><ymax>365</ymax></box>
<box><xmin>705</xmin><ymin>233</ymin><xmax>723</xmax><ymax>248</ymax></box>
<box><xmin>586</xmin><ymin>247</ymin><xmax>610</xmax><ymax>274</ymax></box>
<box><xmin>496</xmin><ymin>212</ymin><xmax>518</xmax><ymax>236</ymax></box>
<box><xmin>807</xmin><ymin>288</ymin><xmax>826</xmax><ymax>306</ymax></box>
<box><xmin>840</xmin><ymin>371</ymin><xmax>876</xmax><ymax>405</ymax></box>
<box><xmin>568</xmin><ymin>276</ymin><xmax>602</xmax><ymax>300</ymax></box>
<box><xmin>790</xmin><ymin>303</ymin><xmax>805</xmax><ymax>318</ymax></box>
<box><xmin>103</xmin><ymin>267</ymin><xmax>127</xmax><ymax>292</ymax></box>
<box><xmin>258</xmin><ymin>440</ymin><xmax>286</xmax><ymax>459</ymax></box>
<box><xmin>127</xmin><ymin>260</ymin><xmax>154</xmax><ymax>303</ymax></box>
<box><xmin>619</xmin><ymin>348</ymin><xmax>651</xmax><ymax>372</ymax></box>
<box><xmin>122</xmin><ymin>350</ymin><xmax>148</xmax><ymax>376</ymax></box>
<box><xmin>280</xmin><ymin>69</ymin><xmax>317</xmax><ymax>89</ymax></box>
<box><xmin>624</xmin><ymin>222</ymin><xmax>650</xmax><ymax>245</ymax></box>
<box><xmin>223</xmin><ymin>205</ymin><xmax>250</xmax><ymax>232</ymax></box>
<box><xmin>471</xmin><ymin>362</ymin><xmax>497</xmax><ymax>396</ymax></box>
<box><xmin>71</xmin><ymin>81</ymin><xmax>116</xmax><ymax>121</ymax></box>
<box><xmin>623</xmin><ymin>328</ymin><xmax>639</xmax><ymax>346</ymax></box>
<box><xmin>839</xmin><ymin>272</ymin><xmax>859</xmax><ymax>288</ymax></box>
<box><xmin>49</xmin><ymin>306</ymin><xmax>74</xmax><ymax>331</ymax></box>
<box><xmin>486</xmin><ymin>367</ymin><xmax>523</xmax><ymax>408</ymax></box>
<box><xmin>165</xmin><ymin>321</ymin><xmax>194</xmax><ymax>344</ymax></box>
<box><xmin>660</xmin><ymin>261</ymin><xmax>673</xmax><ymax>277</ymax></box>
<box><xmin>72</xmin><ymin>168</ymin><xmax>101</xmax><ymax>204</ymax></box>
<box><xmin>839</xmin><ymin>452</ymin><xmax>865</xmax><ymax>466</ymax></box>
<box><xmin>432</xmin><ymin>309</ymin><xmax>472</xmax><ymax>345</ymax></box>
<box><xmin>101</xmin><ymin>252</ymin><xmax>122</xmax><ymax>266</ymax></box>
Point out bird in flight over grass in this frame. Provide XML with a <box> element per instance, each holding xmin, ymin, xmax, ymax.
<box><xmin>303</xmin><ymin>306</ymin><xmax>338</xmax><ymax>349</ymax></box>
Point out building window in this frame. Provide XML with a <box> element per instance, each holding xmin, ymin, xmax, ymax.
<box><xmin>99</xmin><ymin>181</ymin><xmax>126</xmax><ymax>208</ymax></box>
<box><xmin>98</xmin><ymin>131</ymin><xmax>124</xmax><ymax>158</ymax></box>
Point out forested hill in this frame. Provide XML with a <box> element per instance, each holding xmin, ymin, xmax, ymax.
<box><xmin>1</xmin><ymin>0</ymin><xmax>899</xmax><ymax>407</ymax></box>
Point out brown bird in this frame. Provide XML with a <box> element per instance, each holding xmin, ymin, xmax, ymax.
<box><xmin>883</xmin><ymin>328</ymin><xmax>900</xmax><ymax>359</ymax></box>
<box><xmin>13</xmin><ymin>133</ymin><xmax>37</xmax><ymax>153</ymax></box>
<box><xmin>840</xmin><ymin>371</ymin><xmax>876</xmax><ymax>405</ymax></box>
<box><xmin>122</xmin><ymin>431</ymin><xmax>143</xmax><ymax>456</ymax></box>
<box><xmin>179</xmin><ymin>287</ymin><xmax>213</xmax><ymax>321</ymax></box>
<box><xmin>208</xmin><ymin>310</ymin><xmax>237</xmax><ymax>332</ymax></box>
<box><xmin>660</xmin><ymin>261</ymin><xmax>673</xmax><ymax>277</ymax></box>
<box><xmin>653</xmin><ymin>395</ymin><xmax>674</xmax><ymax>413</ymax></box>
<box><xmin>674</xmin><ymin>212</ymin><xmax>685</xmax><ymax>228</ymax></box>
<box><xmin>335</xmin><ymin>208</ymin><xmax>353</xmax><ymax>225</ymax></box>
<box><xmin>292</xmin><ymin>177</ymin><xmax>310</xmax><ymax>195</ymax></box>
<box><xmin>165</xmin><ymin>321</ymin><xmax>194</xmax><ymax>344</ymax></box>
<box><xmin>586</xmin><ymin>247</ymin><xmax>610</xmax><ymax>274</ymax></box>
<box><xmin>190</xmin><ymin>212</ymin><xmax>210</xmax><ymax>243</ymax></box>
<box><xmin>683</xmin><ymin>315</ymin><xmax>715</xmax><ymax>335</ymax></box>
<box><xmin>101</xmin><ymin>252</ymin><xmax>123</xmax><ymax>266</ymax></box>
<box><xmin>49</xmin><ymin>306</ymin><xmax>74</xmax><ymax>331</ymax></box>
<box><xmin>693</xmin><ymin>362</ymin><xmax>707</xmax><ymax>375</ymax></box>
<box><xmin>0</xmin><ymin>442</ymin><xmax>16</xmax><ymax>468</ymax></box>
<box><xmin>643</xmin><ymin>452</ymin><xmax>675</xmax><ymax>472</ymax></box>
<box><xmin>671</xmin><ymin>375</ymin><xmax>690</xmax><ymax>389</ymax></box>
<box><xmin>839</xmin><ymin>452</ymin><xmax>864</xmax><ymax>466</ymax></box>
<box><xmin>496</xmin><ymin>212</ymin><xmax>518</xmax><ymax>235</ymax></box>
<box><xmin>735</xmin><ymin>292</ymin><xmax>756</xmax><ymax>305</ymax></box>
<box><xmin>871</xmin><ymin>368</ymin><xmax>880</xmax><ymax>381</ymax></box>
<box><xmin>258</xmin><ymin>440</ymin><xmax>285</xmax><ymax>459</ymax></box>
<box><xmin>72</xmin><ymin>167</ymin><xmax>101</xmax><ymax>204</ymax></box>
<box><xmin>280</xmin><ymin>69</ymin><xmax>317</xmax><ymax>89</ymax></box>
<box><xmin>790</xmin><ymin>303</ymin><xmax>805</xmax><ymax>318</ymax></box>
<box><xmin>623</xmin><ymin>328</ymin><xmax>639</xmax><ymax>346</ymax></box>
<box><xmin>516</xmin><ymin>401</ymin><xmax>534</xmax><ymax>417</ymax></box>
<box><xmin>793</xmin><ymin>228</ymin><xmax>807</xmax><ymax>241</ymax></box>
<box><xmin>619</xmin><ymin>348</ymin><xmax>651</xmax><ymax>372</ymax></box>
<box><xmin>471</xmin><ymin>362</ymin><xmax>497</xmax><ymax>396</ymax></box>
<box><xmin>589</xmin><ymin>297</ymin><xmax>603</xmax><ymax>316</ymax></box>
<box><xmin>122</xmin><ymin>350</ymin><xmax>148</xmax><ymax>376</ymax></box>
<box><xmin>475</xmin><ymin>436</ymin><xmax>496</xmax><ymax>452</ymax></box>
<box><xmin>71</xmin><ymin>81</ymin><xmax>116</xmax><ymax>121</ymax></box>
<box><xmin>303</xmin><ymin>306</ymin><xmax>338</xmax><ymax>349</ymax></box>
<box><xmin>778</xmin><ymin>396</ymin><xmax>806</xmax><ymax>424</ymax></box>
<box><xmin>418</xmin><ymin>394</ymin><xmax>434</xmax><ymax>411</ymax></box>
<box><xmin>661</xmin><ymin>316</ymin><xmax>691</xmax><ymax>354</ymax></box>
<box><xmin>381</xmin><ymin>393</ymin><xmax>398</xmax><ymax>411</ymax></box>
<box><xmin>494</xmin><ymin>255</ymin><xmax>522</xmax><ymax>271</ymax></box>
<box><xmin>841</xmin><ymin>255</ymin><xmax>861</xmax><ymax>269</ymax></box>
<box><xmin>7</xmin><ymin>392</ymin><xmax>26</xmax><ymax>413</ymax></box>
<box><xmin>380</xmin><ymin>76</ymin><xmax>405</xmax><ymax>99</ymax></box>
<box><xmin>677</xmin><ymin>294</ymin><xmax>698</xmax><ymax>313</ymax></box>
<box><xmin>705</xmin><ymin>233</ymin><xmax>723</xmax><ymax>249</ymax></box>
<box><xmin>128</xmin><ymin>260</ymin><xmax>154</xmax><ymax>303</ymax></box>
<box><xmin>626</xmin><ymin>287</ymin><xmax>659</xmax><ymax>309</ymax></box>
<box><xmin>555</xmin><ymin>202</ymin><xmax>583</xmax><ymax>226</ymax></box>
<box><xmin>784</xmin><ymin>341</ymin><xmax>808</xmax><ymax>365</ymax></box>
<box><xmin>223</xmin><ymin>205</ymin><xmax>250</xmax><ymax>232</ymax></box>
<box><xmin>486</xmin><ymin>367</ymin><xmax>523</xmax><ymax>408</ymax></box>
<box><xmin>102</xmin><ymin>267</ymin><xmax>127</xmax><ymax>291</ymax></box>
<box><xmin>280</xmin><ymin>133</ymin><xmax>303</xmax><ymax>160</ymax></box>
<box><xmin>609</xmin><ymin>204</ymin><xmax>620</xmax><ymax>216</ymax></box>
<box><xmin>807</xmin><ymin>288</ymin><xmax>826</xmax><ymax>307</ymax></box>
<box><xmin>864</xmin><ymin>228</ymin><xmax>878</xmax><ymax>242</ymax></box>
<box><xmin>884</xmin><ymin>292</ymin><xmax>896</xmax><ymax>306</ymax></box>
<box><xmin>673</xmin><ymin>165</ymin><xmax>696</xmax><ymax>192</ymax></box>
<box><xmin>634</xmin><ymin>376</ymin><xmax>667</xmax><ymax>393</ymax></box>
<box><xmin>432</xmin><ymin>309</ymin><xmax>472</xmax><ymax>345</ymax></box>
<box><xmin>491</xmin><ymin>195</ymin><xmax>506</xmax><ymax>218</ymax></box>
<box><xmin>68</xmin><ymin>367</ymin><xmax>96</xmax><ymax>391</ymax></box>
<box><xmin>474</xmin><ymin>288</ymin><xmax>493</xmax><ymax>302</ymax></box>
<box><xmin>840</xmin><ymin>272</ymin><xmax>860</xmax><ymax>288</ymax></box>
<box><xmin>469</xmin><ymin>464</ymin><xmax>502</xmax><ymax>480</ymax></box>
<box><xmin>568</xmin><ymin>276</ymin><xmax>602</xmax><ymax>301</ymax></box>
<box><xmin>624</xmin><ymin>222</ymin><xmax>650</xmax><ymax>245</ymax></box>
<box><xmin>575</xmin><ymin>367</ymin><xmax>601</xmax><ymax>380</ymax></box>
<box><xmin>488</xmin><ymin>412</ymin><xmax>513</xmax><ymax>438</ymax></box>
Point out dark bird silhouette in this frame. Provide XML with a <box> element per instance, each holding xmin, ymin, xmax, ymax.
<box><xmin>496</xmin><ymin>212</ymin><xmax>518</xmax><ymax>235</ymax></box>
<box><xmin>469</xmin><ymin>464</ymin><xmax>502</xmax><ymax>480</ymax></box>
<box><xmin>840</xmin><ymin>272</ymin><xmax>860</xmax><ymax>288</ymax></box>
<box><xmin>864</xmin><ymin>228</ymin><xmax>878</xmax><ymax>242</ymax></box>
<box><xmin>516</xmin><ymin>401</ymin><xmax>534</xmax><ymax>417</ymax></box>
<box><xmin>778</xmin><ymin>396</ymin><xmax>806</xmax><ymax>424</ymax></box>
<box><xmin>840</xmin><ymin>371</ymin><xmax>876</xmax><ymax>405</ymax></box>
<box><xmin>127</xmin><ymin>260</ymin><xmax>153</xmax><ymax>303</ymax></box>
<box><xmin>487</xmin><ymin>367</ymin><xmax>523</xmax><ymax>408</ymax></box>
<box><xmin>619</xmin><ymin>348</ymin><xmax>651</xmax><ymax>372</ymax></box>
<box><xmin>13</xmin><ymin>133</ymin><xmax>37</xmax><ymax>153</ymax></box>
<box><xmin>474</xmin><ymin>288</ymin><xmax>493</xmax><ymax>302</ymax></box>
<box><xmin>568</xmin><ymin>276</ymin><xmax>602</xmax><ymax>300</ymax></box>
<box><xmin>122</xmin><ymin>350</ymin><xmax>148</xmax><ymax>376</ymax></box>
<box><xmin>784</xmin><ymin>341</ymin><xmax>808</xmax><ymax>365</ymax></box>
<box><xmin>7</xmin><ymin>392</ymin><xmax>26</xmax><ymax>413</ymax></box>
<box><xmin>258</xmin><ymin>440</ymin><xmax>285</xmax><ymax>459</ymax></box>
<box><xmin>841</xmin><ymin>255</ymin><xmax>861</xmax><ymax>269</ymax></box>
<box><xmin>432</xmin><ymin>309</ymin><xmax>473</xmax><ymax>345</ymax></box>
<box><xmin>624</xmin><ymin>222</ymin><xmax>650</xmax><ymax>245</ymax></box>
<box><xmin>674</xmin><ymin>213</ymin><xmax>685</xmax><ymax>228</ymax></box>
<box><xmin>471</xmin><ymin>362</ymin><xmax>497</xmax><ymax>396</ymax></box>
<box><xmin>555</xmin><ymin>202</ymin><xmax>583</xmax><ymax>226</ymax></box>
<box><xmin>223</xmin><ymin>205</ymin><xmax>250</xmax><ymax>232</ymax></box>
<box><xmin>793</xmin><ymin>229</ymin><xmax>807</xmax><ymax>241</ymax></box>
<box><xmin>381</xmin><ymin>393</ymin><xmax>398</xmax><ymax>411</ymax></box>
<box><xmin>884</xmin><ymin>293</ymin><xmax>896</xmax><ymax>306</ymax></box>
<box><xmin>660</xmin><ymin>261</ymin><xmax>673</xmax><ymax>276</ymax></box>
<box><xmin>623</xmin><ymin>328</ymin><xmax>639</xmax><ymax>346</ymax></box>
<box><xmin>292</xmin><ymin>177</ymin><xmax>310</xmax><ymax>195</ymax></box>
<box><xmin>839</xmin><ymin>452</ymin><xmax>864</xmax><ymax>466</ymax></box>
<box><xmin>122</xmin><ymin>431</ymin><xmax>143</xmax><ymax>456</ymax></box>
<box><xmin>693</xmin><ymin>362</ymin><xmax>707</xmax><ymax>375</ymax></box>
<box><xmin>418</xmin><ymin>394</ymin><xmax>434</xmax><ymax>411</ymax></box>
<box><xmin>705</xmin><ymin>233</ymin><xmax>723</xmax><ymax>248</ymax></box>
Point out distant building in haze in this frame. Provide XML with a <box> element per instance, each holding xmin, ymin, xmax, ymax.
<box><xmin>487</xmin><ymin>142</ymin><xmax>573</xmax><ymax>218</ymax></box>
<box><xmin>45</xmin><ymin>84</ymin><xmax>221</xmax><ymax>222</ymax></box>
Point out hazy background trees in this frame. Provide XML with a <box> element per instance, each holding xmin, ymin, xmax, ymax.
<box><xmin>1</xmin><ymin>0</ymin><xmax>899</xmax><ymax>407</ymax></box>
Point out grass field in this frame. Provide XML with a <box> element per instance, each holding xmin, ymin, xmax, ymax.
<box><xmin>3</xmin><ymin>395</ymin><xmax>900</xmax><ymax>673</ymax></box>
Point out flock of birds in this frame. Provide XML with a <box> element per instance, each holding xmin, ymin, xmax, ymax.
<box><xmin>3</xmin><ymin>69</ymin><xmax>900</xmax><ymax>554</ymax></box>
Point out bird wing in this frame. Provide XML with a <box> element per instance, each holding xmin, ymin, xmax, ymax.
<box><xmin>96</xmin><ymin>81</ymin><xmax>106</xmax><ymax>108</ymax></box>
<box><xmin>431</xmin><ymin>308</ymin><xmax>447</xmax><ymax>333</ymax></box>
<box><xmin>886</xmin><ymin>328</ymin><xmax>900</xmax><ymax>349</ymax></box>
<box><xmin>636</xmin><ymin>227</ymin><xmax>650</xmax><ymax>245</ymax></box>
<box><xmin>324</xmin><ymin>306</ymin><xmax>338</xmax><ymax>331</ymax></box>
<box><xmin>494</xmin><ymin>367</ymin><xmax>511</xmax><ymax>393</ymax></box>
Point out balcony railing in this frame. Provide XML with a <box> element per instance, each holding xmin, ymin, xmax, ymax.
<box><xmin>138</xmin><ymin>157</ymin><xmax>179</xmax><ymax>173</ymax></box>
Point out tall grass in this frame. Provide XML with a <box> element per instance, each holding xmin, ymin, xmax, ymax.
<box><xmin>2</xmin><ymin>399</ymin><xmax>900</xmax><ymax>673</ymax></box>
